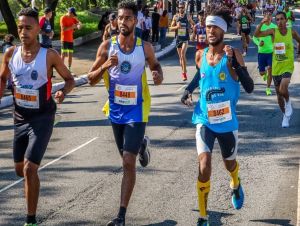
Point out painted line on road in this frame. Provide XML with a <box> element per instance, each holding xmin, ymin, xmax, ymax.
<box><xmin>297</xmin><ymin>160</ymin><xmax>300</xmax><ymax>226</ymax></box>
<box><xmin>0</xmin><ymin>137</ymin><xmax>98</xmax><ymax>194</ymax></box>
<box><xmin>176</xmin><ymin>84</ymin><xmax>188</xmax><ymax>92</ymax></box>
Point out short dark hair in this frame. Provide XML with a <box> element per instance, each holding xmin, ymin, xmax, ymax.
<box><xmin>4</xmin><ymin>34</ymin><xmax>15</xmax><ymax>43</ymax></box>
<box><xmin>198</xmin><ymin>10</ymin><xmax>205</xmax><ymax>16</ymax></box>
<box><xmin>17</xmin><ymin>7</ymin><xmax>39</xmax><ymax>23</ymax></box>
<box><xmin>205</xmin><ymin>4</ymin><xmax>232</xmax><ymax>28</ymax></box>
<box><xmin>276</xmin><ymin>11</ymin><xmax>287</xmax><ymax>19</ymax></box>
<box><xmin>118</xmin><ymin>0</ymin><xmax>138</xmax><ymax>17</ymax></box>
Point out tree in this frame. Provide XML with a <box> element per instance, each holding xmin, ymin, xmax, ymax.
<box><xmin>45</xmin><ymin>0</ymin><xmax>59</xmax><ymax>30</ymax></box>
<box><xmin>0</xmin><ymin>0</ymin><xmax>18</xmax><ymax>38</ymax></box>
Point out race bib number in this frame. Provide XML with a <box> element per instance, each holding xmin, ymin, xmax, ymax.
<box><xmin>114</xmin><ymin>84</ymin><xmax>137</xmax><ymax>105</ymax></box>
<box><xmin>178</xmin><ymin>28</ymin><xmax>186</xmax><ymax>36</ymax></box>
<box><xmin>15</xmin><ymin>87</ymin><xmax>39</xmax><ymax>109</ymax></box>
<box><xmin>207</xmin><ymin>100</ymin><xmax>232</xmax><ymax>124</ymax></box>
<box><xmin>197</xmin><ymin>34</ymin><xmax>206</xmax><ymax>43</ymax></box>
<box><xmin>242</xmin><ymin>23</ymin><xmax>248</xmax><ymax>29</ymax></box>
<box><xmin>274</xmin><ymin>42</ymin><xmax>286</xmax><ymax>55</ymax></box>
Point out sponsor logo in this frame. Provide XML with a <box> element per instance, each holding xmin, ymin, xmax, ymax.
<box><xmin>31</xmin><ymin>70</ymin><xmax>38</xmax><ymax>80</ymax></box>
<box><xmin>219</xmin><ymin>72</ymin><xmax>226</xmax><ymax>81</ymax></box>
<box><xmin>120</xmin><ymin>61</ymin><xmax>131</xmax><ymax>74</ymax></box>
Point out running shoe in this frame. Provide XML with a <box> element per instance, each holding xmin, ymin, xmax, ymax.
<box><xmin>139</xmin><ymin>136</ymin><xmax>150</xmax><ymax>167</ymax></box>
<box><xmin>262</xmin><ymin>73</ymin><xmax>268</xmax><ymax>81</ymax></box>
<box><xmin>24</xmin><ymin>224</ymin><xmax>37</xmax><ymax>226</ymax></box>
<box><xmin>197</xmin><ymin>218</ymin><xmax>209</xmax><ymax>226</ymax></box>
<box><xmin>284</xmin><ymin>100</ymin><xmax>293</xmax><ymax>117</ymax></box>
<box><xmin>265</xmin><ymin>87</ymin><xmax>272</xmax><ymax>96</ymax></box>
<box><xmin>106</xmin><ymin>217</ymin><xmax>125</xmax><ymax>226</ymax></box>
<box><xmin>282</xmin><ymin>114</ymin><xmax>290</xmax><ymax>128</ymax></box>
<box><xmin>182</xmin><ymin>73</ymin><xmax>188</xmax><ymax>81</ymax></box>
<box><xmin>231</xmin><ymin>179</ymin><xmax>244</xmax><ymax>210</ymax></box>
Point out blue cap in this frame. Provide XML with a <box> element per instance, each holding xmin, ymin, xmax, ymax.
<box><xmin>68</xmin><ymin>7</ymin><xmax>77</xmax><ymax>16</ymax></box>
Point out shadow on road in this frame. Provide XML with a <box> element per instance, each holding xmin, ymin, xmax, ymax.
<box><xmin>250</xmin><ymin>218</ymin><xmax>293</xmax><ymax>226</ymax></box>
<box><xmin>142</xmin><ymin>219</ymin><xmax>177</xmax><ymax>226</ymax></box>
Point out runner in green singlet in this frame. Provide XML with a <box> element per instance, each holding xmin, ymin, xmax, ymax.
<box><xmin>254</xmin><ymin>11</ymin><xmax>300</xmax><ymax>128</ymax></box>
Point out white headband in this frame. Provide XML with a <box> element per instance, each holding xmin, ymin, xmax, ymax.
<box><xmin>205</xmin><ymin>16</ymin><xmax>228</xmax><ymax>32</ymax></box>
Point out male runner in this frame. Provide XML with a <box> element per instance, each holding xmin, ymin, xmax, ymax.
<box><xmin>39</xmin><ymin>7</ymin><xmax>54</xmax><ymax>49</ymax></box>
<box><xmin>87</xmin><ymin>1</ymin><xmax>163</xmax><ymax>225</ymax></box>
<box><xmin>254</xmin><ymin>11</ymin><xmax>300</xmax><ymax>127</ymax></box>
<box><xmin>284</xmin><ymin>4</ymin><xmax>294</xmax><ymax>28</ymax></box>
<box><xmin>253</xmin><ymin>11</ymin><xmax>276</xmax><ymax>95</ymax></box>
<box><xmin>192</xmin><ymin>10</ymin><xmax>207</xmax><ymax>51</ymax></box>
<box><xmin>60</xmin><ymin>7</ymin><xmax>82</xmax><ymax>72</ymax></box>
<box><xmin>0</xmin><ymin>8</ymin><xmax>75</xmax><ymax>226</ymax></box>
<box><xmin>238</xmin><ymin>5</ymin><xmax>252</xmax><ymax>56</ymax></box>
<box><xmin>181</xmin><ymin>4</ymin><xmax>254</xmax><ymax>225</ymax></box>
<box><xmin>102</xmin><ymin>13</ymin><xmax>119</xmax><ymax>41</ymax></box>
<box><xmin>170</xmin><ymin>1</ymin><xmax>195</xmax><ymax>81</ymax></box>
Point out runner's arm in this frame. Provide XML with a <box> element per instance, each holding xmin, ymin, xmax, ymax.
<box><xmin>88</xmin><ymin>40</ymin><xmax>111</xmax><ymax>86</ymax></box>
<box><xmin>48</xmin><ymin>49</ymin><xmax>75</xmax><ymax>100</ymax></box>
<box><xmin>292</xmin><ymin>29</ymin><xmax>300</xmax><ymax>55</ymax></box>
<box><xmin>144</xmin><ymin>42</ymin><xmax>163</xmax><ymax>85</ymax></box>
<box><xmin>254</xmin><ymin>21</ymin><xmax>274</xmax><ymax>37</ymax></box>
<box><xmin>102</xmin><ymin>24</ymin><xmax>110</xmax><ymax>42</ymax></box>
<box><xmin>169</xmin><ymin>15</ymin><xmax>179</xmax><ymax>31</ymax></box>
<box><xmin>232</xmin><ymin>48</ymin><xmax>254</xmax><ymax>93</ymax></box>
<box><xmin>0</xmin><ymin>47</ymin><xmax>14</xmax><ymax>99</ymax></box>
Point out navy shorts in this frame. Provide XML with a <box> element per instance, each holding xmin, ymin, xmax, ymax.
<box><xmin>258</xmin><ymin>53</ymin><xmax>272</xmax><ymax>73</ymax></box>
<box><xmin>111</xmin><ymin>122</ymin><xmax>146</xmax><ymax>155</ymax></box>
<box><xmin>13</xmin><ymin>112</ymin><xmax>55</xmax><ymax>165</ymax></box>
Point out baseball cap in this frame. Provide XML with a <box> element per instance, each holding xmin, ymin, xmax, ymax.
<box><xmin>109</xmin><ymin>13</ymin><xmax>116</xmax><ymax>21</ymax></box>
<box><xmin>68</xmin><ymin>7</ymin><xmax>77</xmax><ymax>16</ymax></box>
<box><xmin>44</xmin><ymin>7</ymin><xmax>52</xmax><ymax>14</ymax></box>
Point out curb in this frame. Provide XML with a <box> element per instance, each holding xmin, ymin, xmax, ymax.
<box><xmin>52</xmin><ymin>31</ymin><xmax>102</xmax><ymax>47</ymax></box>
<box><xmin>0</xmin><ymin>39</ymin><xmax>176</xmax><ymax>109</ymax></box>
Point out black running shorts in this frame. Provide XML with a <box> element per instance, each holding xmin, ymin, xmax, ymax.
<box><xmin>111</xmin><ymin>122</ymin><xmax>146</xmax><ymax>155</ymax></box>
<box><xmin>272</xmin><ymin>72</ymin><xmax>292</xmax><ymax>87</ymax></box>
<box><xmin>13</xmin><ymin>112</ymin><xmax>55</xmax><ymax>165</ymax></box>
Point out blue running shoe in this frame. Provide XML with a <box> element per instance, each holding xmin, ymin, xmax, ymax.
<box><xmin>231</xmin><ymin>180</ymin><xmax>244</xmax><ymax>210</ymax></box>
<box><xmin>197</xmin><ymin>218</ymin><xmax>209</xmax><ymax>226</ymax></box>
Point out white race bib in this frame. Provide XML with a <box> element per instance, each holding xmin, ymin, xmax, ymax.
<box><xmin>178</xmin><ymin>28</ymin><xmax>186</xmax><ymax>36</ymax></box>
<box><xmin>242</xmin><ymin>23</ymin><xmax>248</xmax><ymax>29</ymax></box>
<box><xmin>274</xmin><ymin>42</ymin><xmax>286</xmax><ymax>55</ymax></box>
<box><xmin>207</xmin><ymin>100</ymin><xmax>232</xmax><ymax>124</ymax></box>
<box><xmin>114</xmin><ymin>84</ymin><xmax>137</xmax><ymax>105</ymax></box>
<box><xmin>15</xmin><ymin>87</ymin><xmax>39</xmax><ymax>109</ymax></box>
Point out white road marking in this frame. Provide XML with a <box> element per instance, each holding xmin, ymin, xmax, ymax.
<box><xmin>0</xmin><ymin>137</ymin><xmax>98</xmax><ymax>194</ymax></box>
<box><xmin>176</xmin><ymin>84</ymin><xmax>188</xmax><ymax>92</ymax></box>
<box><xmin>297</xmin><ymin>159</ymin><xmax>300</xmax><ymax>226</ymax></box>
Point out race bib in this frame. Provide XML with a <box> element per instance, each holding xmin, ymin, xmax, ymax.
<box><xmin>242</xmin><ymin>23</ymin><xmax>248</xmax><ymax>29</ymax></box>
<box><xmin>197</xmin><ymin>34</ymin><xmax>206</xmax><ymax>43</ymax></box>
<box><xmin>15</xmin><ymin>87</ymin><xmax>39</xmax><ymax>109</ymax></box>
<box><xmin>114</xmin><ymin>84</ymin><xmax>137</xmax><ymax>105</ymax></box>
<box><xmin>178</xmin><ymin>28</ymin><xmax>186</xmax><ymax>36</ymax></box>
<box><xmin>207</xmin><ymin>100</ymin><xmax>232</xmax><ymax>124</ymax></box>
<box><xmin>274</xmin><ymin>42</ymin><xmax>286</xmax><ymax>55</ymax></box>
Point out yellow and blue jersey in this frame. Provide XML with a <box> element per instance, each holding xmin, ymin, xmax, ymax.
<box><xmin>102</xmin><ymin>36</ymin><xmax>151</xmax><ymax>124</ymax></box>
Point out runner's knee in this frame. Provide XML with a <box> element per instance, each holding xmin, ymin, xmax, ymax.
<box><xmin>23</xmin><ymin>161</ymin><xmax>38</xmax><ymax>178</ymax></box>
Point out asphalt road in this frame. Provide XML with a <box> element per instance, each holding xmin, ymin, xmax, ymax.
<box><xmin>0</xmin><ymin>15</ymin><xmax>300</xmax><ymax>226</ymax></box>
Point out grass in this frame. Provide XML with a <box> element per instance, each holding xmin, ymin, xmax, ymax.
<box><xmin>0</xmin><ymin>11</ymin><xmax>100</xmax><ymax>40</ymax></box>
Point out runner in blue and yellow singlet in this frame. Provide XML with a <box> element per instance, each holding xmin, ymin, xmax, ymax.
<box><xmin>181</xmin><ymin>4</ymin><xmax>254</xmax><ymax>226</ymax></box>
<box><xmin>88</xmin><ymin>2</ymin><xmax>163</xmax><ymax>226</ymax></box>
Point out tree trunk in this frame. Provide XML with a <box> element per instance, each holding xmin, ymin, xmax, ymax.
<box><xmin>0</xmin><ymin>0</ymin><xmax>18</xmax><ymax>38</ymax></box>
<box><xmin>163</xmin><ymin>0</ymin><xmax>168</xmax><ymax>10</ymax></box>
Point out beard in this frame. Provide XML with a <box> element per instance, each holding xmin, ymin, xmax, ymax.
<box><xmin>120</xmin><ymin>26</ymin><xmax>133</xmax><ymax>37</ymax></box>
<box><xmin>208</xmin><ymin>33</ymin><xmax>224</xmax><ymax>46</ymax></box>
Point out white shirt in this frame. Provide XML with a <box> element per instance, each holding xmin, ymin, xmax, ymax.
<box><xmin>143</xmin><ymin>17</ymin><xmax>152</xmax><ymax>30</ymax></box>
<box><xmin>136</xmin><ymin>11</ymin><xmax>144</xmax><ymax>29</ymax></box>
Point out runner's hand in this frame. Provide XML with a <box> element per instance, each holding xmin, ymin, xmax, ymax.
<box><xmin>102</xmin><ymin>52</ymin><xmax>118</xmax><ymax>70</ymax></box>
<box><xmin>54</xmin><ymin>90</ymin><xmax>65</xmax><ymax>104</ymax></box>
<box><xmin>259</xmin><ymin>40</ymin><xmax>264</xmax><ymax>46</ymax></box>
<box><xmin>152</xmin><ymin>70</ymin><xmax>162</xmax><ymax>85</ymax></box>
<box><xmin>261</xmin><ymin>17</ymin><xmax>268</xmax><ymax>24</ymax></box>
<box><xmin>181</xmin><ymin>90</ymin><xmax>193</xmax><ymax>107</ymax></box>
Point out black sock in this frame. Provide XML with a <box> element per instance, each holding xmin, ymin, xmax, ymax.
<box><xmin>117</xmin><ymin>207</ymin><xmax>126</xmax><ymax>219</ymax></box>
<box><xmin>26</xmin><ymin>215</ymin><xmax>37</xmax><ymax>224</ymax></box>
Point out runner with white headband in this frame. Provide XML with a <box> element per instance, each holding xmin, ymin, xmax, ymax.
<box><xmin>181</xmin><ymin>4</ymin><xmax>253</xmax><ymax>226</ymax></box>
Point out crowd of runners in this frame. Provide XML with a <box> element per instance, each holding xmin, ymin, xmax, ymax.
<box><xmin>0</xmin><ymin>0</ymin><xmax>300</xmax><ymax>226</ymax></box>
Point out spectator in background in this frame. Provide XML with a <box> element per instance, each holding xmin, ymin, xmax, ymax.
<box><xmin>135</xmin><ymin>4</ymin><xmax>144</xmax><ymax>38</ymax></box>
<box><xmin>159</xmin><ymin>10</ymin><xmax>169</xmax><ymax>46</ymax></box>
<box><xmin>60</xmin><ymin>7</ymin><xmax>82</xmax><ymax>73</ymax></box>
<box><xmin>39</xmin><ymin>7</ymin><xmax>54</xmax><ymax>48</ymax></box>
<box><xmin>98</xmin><ymin>11</ymin><xmax>110</xmax><ymax>39</ymax></box>
<box><xmin>102</xmin><ymin>13</ymin><xmax>119</xmax><ymax>41</ymax></box>
<box><xmin>2</xmin><ymin>34</ymin><xmax>15</xmax><ymax>53</ymax></box>
<box><xmin>2</xmin><ymin>34</ymin><xmax>15</xmax><ymax>89</ymax></box>
<box><xmin>152</xmin><ymin>7</ymin><xmax>160</xmax><ymax>43</ymax></box>
<box><xmin>142</xmin><ymin>8</ymin><xmax>152</xmax><ymax>41</ymax></box>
